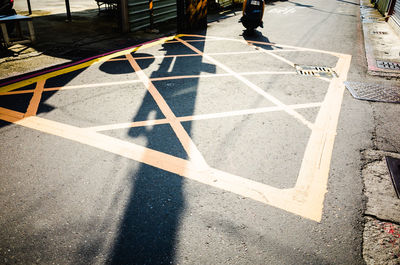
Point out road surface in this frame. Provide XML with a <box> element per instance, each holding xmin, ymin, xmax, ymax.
<box><xmin>1</xmin><ymin>0</ymin><xmax>372</xmax><ymax>263</ymax></box>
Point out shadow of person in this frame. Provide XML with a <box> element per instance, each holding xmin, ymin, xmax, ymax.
<box><xmin>241</xmin><ymin>30</ymin><xmax>277</xmax><ymax>50</ymax></box>
<box><xmin>108</xmin><ymin>30</ymin><xmax>216</xmax><ymax>264</ymax></box>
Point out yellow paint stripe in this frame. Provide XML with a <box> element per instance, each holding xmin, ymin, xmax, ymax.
<box><xmin>126</xmin><ymin>53</ymin><xmax>209</xmax><ymax>169</ymax></box>
<box><xmin>9</xmin><ymin>115</ymin><xmax>308</xmax><ymax>220</ymax></box>
<box><xmin>107</xmin><ymin>58</ymin><xmax>129</xmax><ymax>61</ymax></box>
<box><xmin>0</xmin><ymin>35</ymin><xmax>177</xmax><ymax>94</ymax></box>
<box><xmin>0</xmin><ymin>89</ymin><xmax>35</xmax><ymax>96</ymax></box>
<box><xmin>0</xmin><ymin>113</ymin><xmax>20</xmax><ymax>123</ymax></box>
<box><xmin>176</xmin><ymin>37</ymin><xmax>315</xmax><ymax>130</ymax></box>
<box><xmin>133</xmin><ymin>53</ymin><xmax>200</xmax><ymax>60</ymax></box>
<box><xmin>0</xmin><ymin>107</ymin><xmax>25</xmax><ymax>119</ymax></box>
<box><xmin>293</xmin><ymin>54</ymin><xmax>352</xmax><ymax>221</ymax></box>
<box><xmin>25</xmin><ymin>80</ymin><xmax>45</xmax><ymax>117</ymax></box>
<box><xmin>0</xmin><ymin>34</ymin><xmax>353</xmax><ymax>222</ymax></box>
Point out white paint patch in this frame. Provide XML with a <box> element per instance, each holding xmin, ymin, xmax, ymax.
<box><xmin>267</xmin><ymin>7</ymin><xmax>297</xmax><ymax>15</ymax></box>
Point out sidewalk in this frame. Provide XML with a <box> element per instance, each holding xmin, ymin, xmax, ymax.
<box><xmin>360</xmin><ymin>0</ymin><xmax>400</xmax><ymax>77</ymax></box>
<box><xmin>0</xmin><ymin>6</ymin><xmax>177</xmax><ymax>80</ymax></box>
<box><xmin>358</xmin><ymin>1</ymin><xmax>400</xmax><ymax>264</ymax></box>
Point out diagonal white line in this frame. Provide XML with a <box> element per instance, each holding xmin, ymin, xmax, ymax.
<box><xmin>176</xmin><ymin>37</ymin><xmax>315</xmax><ymax>130</ymax></box>
<box><xmin>87</xmin><ymin>102</ymin><xmax>322</xmax><ymax>132</ymax></box>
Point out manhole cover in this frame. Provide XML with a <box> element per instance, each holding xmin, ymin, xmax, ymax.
<box><xmin>376</xmin><ymin>60</ymin><xmax>400</xmax><ymax>70</ymax></box>
<box><xmin>344</xmin><ymin>81</ymin><xmax>400</xmax><ymax>103</ymax></box>
<box><xmin>295</xmin><ymin>65</ymin><xmax>337</xmax><ymax>78</ymax></box>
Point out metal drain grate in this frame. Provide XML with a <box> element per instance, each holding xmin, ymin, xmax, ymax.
<box><xmin>376</xmin><ymin>60</ymin><xmax>400</xmax><ymax>70</ymax></box>
<box><xmin>372</xmin><ymin>31</ymin><xmax>388</xmax><ymax>34</ymax></box>
<box><xmin>386</xmin><ymin>156</ymin><xmax>400</xmax><ymax>199</ymax></box>
<box><xmin>361</xmin><ymin>16</ymin><xmax>384</xmax><ymax>23</ymax></box>
<box><xmin>344</xmin><ymin>81</ymin><xmax>400</xmax><ymax>103</ymax></box>
<box><xmin>295</xmin><ymin>65</ymin><xmax>338</xmax><ymax>78</ymax></box>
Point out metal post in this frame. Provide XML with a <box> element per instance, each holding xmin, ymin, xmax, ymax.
<box><xmin>27</xmin><ymin>20</ymin><xmax>36</xmax><ymax>42</ymax></box>
<box><xmin>65</xmin><ymin>0</ymin><xmax>72</xmax><ymax>22</ymax></box>
<box><xmin>176</xmin><ymin>0</ymin><xmax>185</xmax><ymax>32</ymax></box>
<box><xmin>120</xmin><ymin>0</ymin><xmax>129</xmax><ymax>33</ymax></box>
<box><xmin>0</xmin><ymin>23</ymin><xmax>11</xmax><ymax>47</ymax></box>
<box><xmin>27</xmin><ymin>0</ymin><xmax>32</xmax><ymax>15</ymax></box>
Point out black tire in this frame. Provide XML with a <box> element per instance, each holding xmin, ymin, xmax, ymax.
<box><xmin>244</xmin><ymin>27</ymin><xmax>256</xmax><ymax>35</ymax></box>
<box><xmin>0</xmin><ymin>0</ymin><xmax>13</xmax><ymax>15</ymax></box>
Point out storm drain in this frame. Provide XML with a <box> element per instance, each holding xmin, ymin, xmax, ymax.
<box><xmin>372</xmin><ymin>31</ymin><xmax>388</xmax><ymax>35</ymax></box>
<box><xmin>386</xmin><ymin>156</ymin><xmax>400</xmax><ymax>199</ymax></box>
<box><xmin>295</xmin><ymin>65</ymin><xmax>338</xmax><ymax>78</ymax></box>
<box><xmin>361</xmin><ymin>16</ymin><xmax>384</xmax><ymax>23</ymax></box>
<box><xmin>376</xmin><ymin>60</ymin><xmax>400</xmax><ymax>70</ymax></box>
<box><xmin>344</xmin><ymin>81</ymin><xmax>400</xmax><ymax>103</ymax></box>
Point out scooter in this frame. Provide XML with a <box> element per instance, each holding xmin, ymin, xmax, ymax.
<box><xmin>239</xmin><ymin>0</ymin><xmax>265</xmax><ymax>32</ymax></box>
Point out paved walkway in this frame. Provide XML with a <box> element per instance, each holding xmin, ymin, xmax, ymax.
<box><xmin>14</xmin><ymin>0</ymin><xmax>97</xmax><ymax>14</ymax></box>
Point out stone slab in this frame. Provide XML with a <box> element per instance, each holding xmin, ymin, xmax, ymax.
<box><xmin>362</xmin><ymin>150</ymin><xmax>400</xmax><ymax>223</ymax></box>
<box><xmin>363</xmin><ymin>216</ymin><xmax>400</xmax><ymax>265</ymax></box>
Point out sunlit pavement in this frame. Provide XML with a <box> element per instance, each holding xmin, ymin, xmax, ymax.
<box><xmin>0</xmin><ymin>0</ymin><xmax>369</xmax><ymax>263</ymax></box>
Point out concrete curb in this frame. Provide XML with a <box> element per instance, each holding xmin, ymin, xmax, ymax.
<box><xmin>362</xmin><ymin>150</ymin><xmax>400</xmax><ymax>264</ymax></box>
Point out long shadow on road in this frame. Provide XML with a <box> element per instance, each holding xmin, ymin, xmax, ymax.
<box><xmin>108</xmin><ymin>31</ymin><xmax>215</xmax><ymax>264</ymax></box>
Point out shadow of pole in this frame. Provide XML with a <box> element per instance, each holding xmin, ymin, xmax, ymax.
<box><xmin>108</xmin><ymin>30</ymin><xmax>214</xmax><ymax>264</ymax></box>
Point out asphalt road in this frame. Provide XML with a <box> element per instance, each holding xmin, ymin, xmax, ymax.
<box><xmin>0</xmin><ymin>0</ymin><xmax>374</xmax><ymax>264</ymax></box>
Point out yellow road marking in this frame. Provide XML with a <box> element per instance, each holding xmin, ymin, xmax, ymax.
<box><xmin>126</xmin><ymin>53</ymin><xmax>209</xmax><ymax>170</ymax></box>
<box><xmin>25</xmin><ymin>80</ymin><xmax>45</xmax><ymax>117</ymax></box>
<box><xmin>0</xmin><ymin>107</ymin><xmax>24</xmax><ymax>120</ymax></box>
<box><xmin>0</xmin><ymin>114</ymin><xmax>303</xmax><ymax>219</ymax></box>
<box><xmin>291</xmin><ymin>54</ymin><xmax>351</xmax><ymax>221</ymax></box>
<box><xmin>0</xmin><ymin>89</ymin><xmax>36</xmax><ymax>96</ymax></box>
<box><xmin>0</xmin><ymin>34</ymin><xmax>352</xmax><ymax>222</ymax></box>
<box><xmin>0</xmin><ymin>35</ymin><xmax>178</xmax><ymax>94</ymax></box>
<box><xmin>107</xmin><ymin>58</ymin><xmax>129</xmax><ymax>61</ymax></box>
